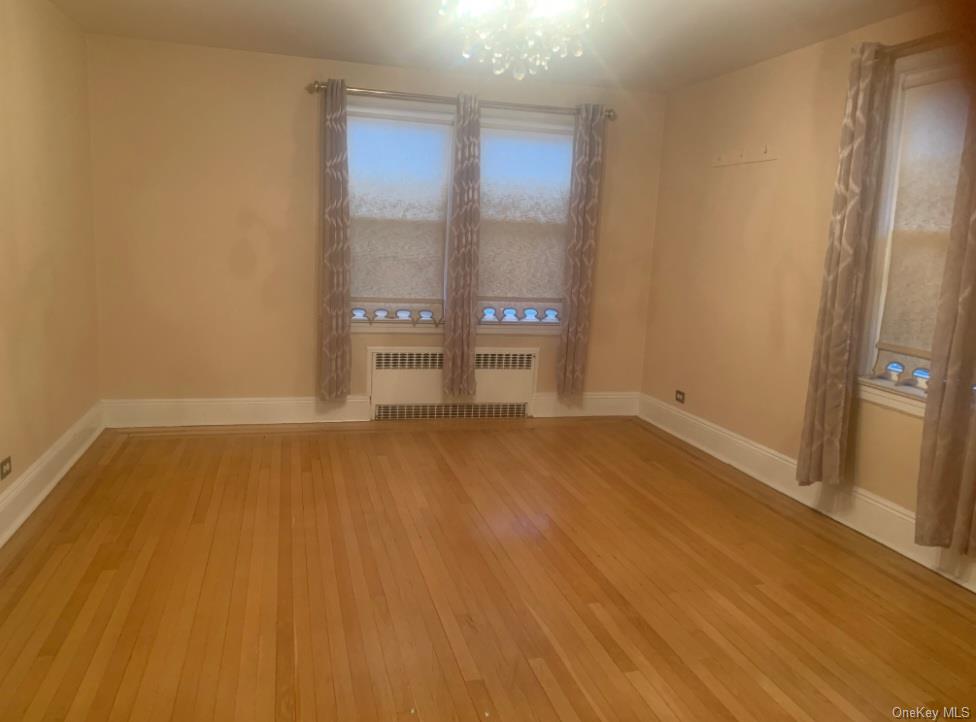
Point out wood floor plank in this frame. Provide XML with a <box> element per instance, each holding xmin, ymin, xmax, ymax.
<box><xmin>0</xmin><ymin>419</ymin><xmax>973</xmax><ymax>721</ymax></box>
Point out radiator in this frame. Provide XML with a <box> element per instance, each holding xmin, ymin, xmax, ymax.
<box><xmin>369</xmin><ymin>348</ymin><xmax>537</xmax><ymax>420</ymax></box>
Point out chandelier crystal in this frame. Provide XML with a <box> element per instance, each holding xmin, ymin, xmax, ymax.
<box><xmin>439</xmin><ymin>0</ymin><xmax>607</xmax><ymax>80</ymax></box>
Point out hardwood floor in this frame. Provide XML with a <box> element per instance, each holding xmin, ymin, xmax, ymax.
<box><xmin>0</xmin><ymin>418</ymin><xmax>974</xmax><ymax>721</ymax></box>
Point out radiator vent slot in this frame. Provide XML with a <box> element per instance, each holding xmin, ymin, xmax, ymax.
<box><xmin>375</xmin><ymin>403</ymin><xmax>528</xmax><ymax>420</ymax></box>
<box><xmin>476</xmin><ymin>352</ymin><xmax>534</xmax><ymax>370</ymax></box>
<box><xmin>375</xmin><ymin>352</ymin><xmax>443</xmax><ymax>370</ymax></box>
<box><xmin>374</xmin><ymin>351</ymin><xmax>535</xmax><ymax>370</ymax></box>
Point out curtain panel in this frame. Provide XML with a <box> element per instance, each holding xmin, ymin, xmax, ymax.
<box><xmin>557</xmin><ymin>104</ymin><xmax>607</xmax><ymax>399</ymax></box>
<box><xmin>443</xmin><ymin>94</ymin><xmax>481</xmax><ymax>397</ymax></box>
<box><xmin>797</xmin><ymin>44</ymin><xmax>894</xmax><ymax>485</ymax></box>
<box><xmin>916</xmin><ymin>96</ymin><xmax>976</xmax><ymax>553</ymax></box>
<box><xmin>318</xmin><ymin>79</ymin><xmax>352</xmax><ymax>401</ymax></box>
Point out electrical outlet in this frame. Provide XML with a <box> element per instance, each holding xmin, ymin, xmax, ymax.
<box><xmin>0</xmin><ymin>457</ymin><xmax>11</xmax><ymax>481</ymax></box>
<box><xmin>675</xmin><ymin>390</ymin><xmax>685</xmax><ymax>404</ymax></box>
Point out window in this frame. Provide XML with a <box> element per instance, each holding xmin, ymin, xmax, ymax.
<box><xmin>479</xmin><ymin>113</ymin><xmax>574</xmax><ymax>325</ymax></box>
<box><xmin>347</xmin><ymin>100</ymin><xmax>453</xmax><ymax>324</ymax></box>
<box><xmin>862</xmin><ymin>48</ymin><xmax>971</xmax><ymax>396</ymax></box>
<box><xmin>347</xmin><ymin>101</ymin><xmax>574</xmax><ymax>331</ymax></box>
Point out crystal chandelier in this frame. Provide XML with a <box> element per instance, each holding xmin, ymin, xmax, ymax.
<box><xmin>440</xmin><ymin>0</ymin><xmax>607</xmax><ymax>80</ymax></box>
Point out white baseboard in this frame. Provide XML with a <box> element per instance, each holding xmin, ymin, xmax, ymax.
<box><xmin>638</xmin><ymin>393</ymin><xmax>976</xmax><ymax>594</ymax></box>
<box><xmin>102</xmin><ymin>395</ymin><xmax>372</xmax><ymax>428</ymax></box>
<box><xmin>0</xmin><ymin>402</ymin><xmax>105</xmax><ymax>549</ymax></box>
<box><xmin>102</xmin><ymin>392</ymin><xmax>638</xmax><ymax>427</ymax></box>
<box><xmin>531</xmin><ymin>392</ymin><xmax>640</xmax><ymax>418</ymax></box>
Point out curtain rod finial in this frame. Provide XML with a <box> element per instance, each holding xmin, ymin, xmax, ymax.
<box><xmin>605</xmin><ymin>108</ymin><xmax>617</xmax><ymax>121</ymax></box>
<box><xmin>307</xmin><ymin>81</ymin><xmax>325</xmax><ymax>94</ymax></box>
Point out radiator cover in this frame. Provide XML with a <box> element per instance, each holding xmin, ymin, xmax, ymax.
<box><xmin>368</xmin><ymin>348</ymin><xmax>538</xmax><ymax>420</ymax></box>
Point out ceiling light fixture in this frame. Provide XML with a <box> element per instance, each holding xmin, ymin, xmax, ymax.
<box><xmin>440</xmin><ymin>0</ymin><xmax>606</xmax><ymax>80</ymax></box>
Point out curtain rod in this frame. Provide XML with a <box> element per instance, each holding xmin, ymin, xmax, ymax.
<box><xmin>305</xmin><ymin>82</ymin><xmax>617</xmax><ymax>121</ymax></box>
<box><xmin>884</xmin><ymin>31</ymin><xmax>958</xmax><ymax>59</ymax></box>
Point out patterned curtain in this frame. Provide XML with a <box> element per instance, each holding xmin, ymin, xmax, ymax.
<box><xmin>557</xmin><ymin>104</ymin><xmax>606</xmax><ymax>399</ymax></box>
<box><xmin>443</xmin><ymin>94</ymin><xmax>481</xmax><ymax>397</ymax></box>
<box><xmin>797</xmin><ymin>44</ymin><xmax>893</xmax><ymax>485</ymax></box>
<box><xmin>318</xmin><ymin>79</ymin><xmax>351</xmax><ymax>401</ymax></box>
<box><xmin>916</xmin><ymin>96</ymin><xmax>976</xmax><ymax>553</ymax></box>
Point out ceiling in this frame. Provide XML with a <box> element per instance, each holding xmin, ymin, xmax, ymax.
<box><xmin>52</xmin><ymin>0</ymin><xmax>933</xmax><ymax>89</ymax></box>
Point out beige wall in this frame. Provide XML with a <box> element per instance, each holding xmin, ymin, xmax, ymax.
<box><xmin>87</xmin><ymin>36</ymin><xmax>665</xmax><ymax>398</ymax></box>
<box><xmin>0</xmin><ymin>0</ymin><xmax>99</xmax><ymax>492</ymax></box>
<box><xmin>642</xmin><ymin>6</ymin><xmax>948</xmax><ymax>510</ymax></box>
<box><xmin>849</xmin><ymin>400</ymin><xmax>923</xmax><ymax>510</ymax></box>
<box><xmin>5</xmin><ymin>7</ymin><xmax>932</xmax><ymax>512</ymax></box>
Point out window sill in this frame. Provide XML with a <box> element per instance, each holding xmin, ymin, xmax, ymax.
<box><xmin>351</xmin><ymin>322</ymin><xmax>562</xmax><ymax>336</ymax></box>
<box><xmin>856</xmin><ymin>378</ymin><xmax>926</xmax><ymax>418</ymax></box>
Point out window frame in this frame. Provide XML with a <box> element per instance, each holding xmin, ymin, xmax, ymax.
<box><xmin>346</xmin><ymin>98</ymin><xmax>454</xmax><ymax>328</ymax></box>
<box><xmin>477</xmin><ymin>109</ymin><xmax>574</xmax><ymax>332</ymax></box>
<box><xmin>347</xmin><ymin>100</ymin><xmax>573</xmax><ymax>336</ymax></box>
<box><xmin>858</xmin><ymin>46</ymin><xmax>966</xmax><ymax>409</ymax></box>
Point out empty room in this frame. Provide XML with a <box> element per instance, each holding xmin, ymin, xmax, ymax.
<box><xmin>3</xmin><ymin>0</ymin><xmax>976</xmax><ymax>719</ymax></box>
